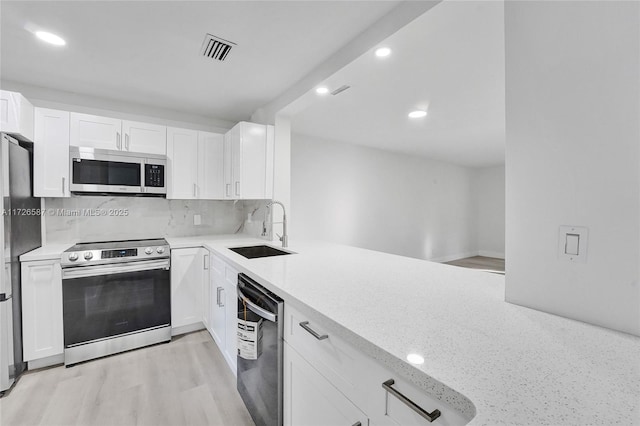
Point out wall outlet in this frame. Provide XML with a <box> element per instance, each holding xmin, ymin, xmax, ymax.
<box><xmin>193</xmin><ymin>214</ymin><xmax>202</xmax><ymax>226</ymax></box>
<box><xmin>558</xmin><ymin>225</ymin><xmax>588</xmax><ymax>263</ymax></box>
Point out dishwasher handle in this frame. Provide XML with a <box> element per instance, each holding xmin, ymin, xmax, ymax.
<box><xmin>237</xmin><ymin>287</ymin><xmax>277</xmax><ymax>322</ymax></box>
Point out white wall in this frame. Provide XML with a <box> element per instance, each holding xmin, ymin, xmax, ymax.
<box><xmin>471</xmin><ymin>166</ymin><xmax>505</xmax><ymax>258</ymax></box>
<box><xmin>291</xmin><ymin>133</ymin><xmax>479</xmax><ymax>262</ymax></box>
<box><xmin>505</xmin><ymin>1</ymin><xmax>640</xmax><ymax>336</ymax></box>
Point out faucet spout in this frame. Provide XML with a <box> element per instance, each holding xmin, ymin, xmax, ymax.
<box><xmin>266</xmin><ymin>200</ymin><xmax>288</xmax><ymax>248</ymax></box>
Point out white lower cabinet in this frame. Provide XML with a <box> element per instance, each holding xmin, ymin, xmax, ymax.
<box><xmin>207</xmin><ymin>252</ymin><xmax>238</xmax><ymax>374</ymax></box>
<box><xmin>21</xmin><ymin>260</ymin><xmax>63</xmax><ymax>362</ymax></box>
<box><xmin>284</xmin><ymin>303</ymin><xmax>471</xmax><ymax>426</ymax></box>
<box><xmin>209</xmin><ymin>253</ymin><xmax>226</xmax><ymax>348</ymax></box>
<box><xmin>170</xmin><ymin>247</ymin><xmax>208</xmax><ymax>333</ymax></box>
<box><xmin>284</xmin><ymin>342</ymin><xmax>368</xmax><ymax>426</ymax></box>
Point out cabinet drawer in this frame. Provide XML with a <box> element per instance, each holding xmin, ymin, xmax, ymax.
<box><xmin>284</xmin><ymin>304</ymin><xmax>358</xmax><ymax>399</ymax></box>
<box><xmin>360</xmin><ymin>356</ymin><xmax>471</xmax><ymax>426</ymax></box>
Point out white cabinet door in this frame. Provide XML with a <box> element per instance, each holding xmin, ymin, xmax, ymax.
<box><xmin>21</xmin><ymin>261</ymin><xmax>63</xmax><ymax>361</ymax></box>
<box><xmin>202</xmin><ymin>252</ymin><xmax>211</xmax><ymax>332</ymax></box>
<box><xmin>223</xmin><ymin>263</ymin><xmax>238</xmax><ymax>373</ymax></box>
<box><xmin>238</xmin><ymin>122</ymin><xmax>270</xmax><ymax>199</ymax></box>
<box><xmin>197</xmin><ymin>132</ymin><xmax>225</xmax><ymax>199</ymax></box>
<box><xmin>170</xmin><ymin>248</ymin><xmax>206</xmax><ymax>330</ymax></box>
<box><xmin>34</xmin><ymin>108</ymin><xmax>70</xmax><ymax>197</ymax></box>
<box><xmin>209</xmin><ymin>254</ymin><xmax>226</xmax><ymax>350</ymax></box>
<box><xmin>166</xmin><ymin>127</ymin><xmax>199</xmax><ymax>199</ymax></box>
<box><xmin>0</xmin><ymin>90</ymin><xmax>34</xmax><ymax>141</ymax></box>
<box><xmin>70</xmin><ymin>113</ymin><xmax>122</xmax><ymax>150</ymax></box>
<box><xmin>223</xmin><ymin>121</ymin><xmax>274</xmax><ymax>200</ymax></box>
<box><xmin>284</xmin><ymin>343</ymin><xmax>368</xmax><ymax>426</ymax></box>
<box><xmin>223</xmin><ymin>131</ymin><xmax>235</xmax><ymax>199</ymax></box>
<box><xmin>121</xmin><ymin>120</ymin><xmax>166</xmax><ymax>155</ymax></box>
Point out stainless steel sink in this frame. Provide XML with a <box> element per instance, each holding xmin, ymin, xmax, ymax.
<box><xmin>229</xmin><ymin>245</ymin><xmax>292</xmax><ymax>259</ymax></box>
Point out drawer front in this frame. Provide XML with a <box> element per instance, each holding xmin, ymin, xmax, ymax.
<box><xmin>284</xmin><ymin>304</ymin><xmax>358</xmax><ymax>398</ymax></box>
<box><xmin>360</xmin><ymin>356</ymin><xmax>470</xmax><ymax>426</ymax></box>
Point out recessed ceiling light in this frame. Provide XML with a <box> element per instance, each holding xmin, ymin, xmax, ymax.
<box><xmin>315</xmin><ymin>87</ymin><xmax>329</xmax><ymax>95</ymax></box>
<box><xmin>375</xmin><ymin>47</ymin><xmax>391</xmax><ymax>57</ymax></box>
<box><xmin>408</xmin><ymin>110</ymin><xmax>427</xmax><ymax>119</ymax></box>
<box><xmin>406</xmin><ymin>353</ymin><xmax>425</xmax><ymax>365</ymax></box>
<box><xmin>35</xmin><ymin>31</ymin><xmax>66</xmax><ymax>46</ymax></box>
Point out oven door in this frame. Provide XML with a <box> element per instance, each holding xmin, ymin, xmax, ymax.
<box><xmin>69</xmin><ymin>147</ymin><xmax>144</xmax><ymax>194</ymax></box>
<box><xmin>61</xmin><ymin>259</ymin><xmax>171</xmax><ymax>348</ymax></box>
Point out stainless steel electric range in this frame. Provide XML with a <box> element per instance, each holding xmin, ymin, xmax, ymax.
<box><xmin>60</xmin><ymin>239</ymin><xmax>171</xmax><ymax>366</ymax></box>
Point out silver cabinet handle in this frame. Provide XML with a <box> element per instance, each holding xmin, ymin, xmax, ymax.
<box><xmin>226</xmin><ymin>183</ymin><xmax>231</xmax><ymax>197</ymax></box>
<box><xmin>125</xmin><ymin>133</ymin><xmax>130</xmax><ymax>150</ymax></box>
<box><xmin>216</xmin><ymin>286</ymin><xmax>223</xmax><ymax>306</ymax></box>
<box><xmin>203</xmin><ymin>254</ymin><xmax>209</xmax><ymax>270</ymax></box>
<box><xmin>193</xmin><ymin>183</ymin><xmax>197</xmax><ymax>197</ymax></box>
<box><xmin>235</xmin><ymin>181</ymin><xmax>240</xmax><ymax>196</ymax></box>
<box><xmin>61</xmin><ymin>177</ymin><xmax>66</xmax><ymax>195</ymax></box>
<box><xmin>116</xmin><ymin>132</ymin><xmax>121</xmax><ymax>149</ymax></box>
<box><xmin>219</xmin><ymin>287</ymin><xmax>225</xmax><ymax>307</ymax></box>
<box><xmin>299</xmin><ymin>321</ymin><xmax>328</xmax><ymax>340</ymax></box>
<box><xmin>382</xmin><ymin>379</ymin><xmax>441</xmax><ymax>423</ymax></box>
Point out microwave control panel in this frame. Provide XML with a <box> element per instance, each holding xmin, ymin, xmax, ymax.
<box><xmin>145</xmin><ymin>164</ymin><xmax>165</xmax><ymax>187</ymax></box>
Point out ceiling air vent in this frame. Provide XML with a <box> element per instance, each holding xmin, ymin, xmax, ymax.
<box><xmin>200</xmin><ymin>33</ymin><xmax>236</xmax><ymax>61</ymax></box>
<box><xmin>331</xmin><ymin>85</ymin><xmax>351</xmax><ymax>96</ymax></box>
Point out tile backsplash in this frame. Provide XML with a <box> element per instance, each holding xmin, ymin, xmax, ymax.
<box><xmin>43</xmin><ymin>196</ymin><xmax>269</xmax><ymax>243</ymax></box>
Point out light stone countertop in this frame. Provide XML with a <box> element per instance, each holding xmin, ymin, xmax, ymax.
<box><xmin>20</xmin><ymin>236</ymin><xmax>640</xmax><ymax>425</ymax></box>
<box><xmin>199</xmin><ymin>239</ymin><xmax>640</xmax><ymax>426</ymax></box>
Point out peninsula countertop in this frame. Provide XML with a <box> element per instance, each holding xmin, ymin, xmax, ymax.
<box><xmin>197</xmin><ymin>239</ymin><xmax>640</xmax><ymax>426</ymax></box>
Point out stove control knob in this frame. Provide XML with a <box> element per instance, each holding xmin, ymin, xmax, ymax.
<box><xmin>83</xmin><ymin>251</ymin><xmax>93</xmax><ymax>260</ymax></box>
<box><xmin>145</xmin><ymin>247</ymin><xmax>153</xmax><ymax>255</ymax></box>
<box><xmin>68</xmin><ymin>252</ymin><xmax>78</xmax><ymax>261</ymax></box>
<box><xmin>157</xmin><ymin>247</ymin><xmax>165</xmax><ymax>254</ymax></box>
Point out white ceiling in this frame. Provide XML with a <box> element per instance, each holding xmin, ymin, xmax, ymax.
<box><xmin>290</xmin><ymin>1</ymin><xmax>506</xmax><ymax>167</ymax></box>
<box><xmin>0</xmin><ymin>1</ymin><xmax>399</xmax><ymax>122</ymax></box>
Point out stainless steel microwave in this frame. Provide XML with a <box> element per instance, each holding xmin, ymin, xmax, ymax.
<box><xmin>69</xmin><ymin>146</ymin><xmax>167</xmax><ymax>195</ymax></box>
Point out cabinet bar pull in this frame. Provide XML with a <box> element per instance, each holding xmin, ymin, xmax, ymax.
<box><xmin>382</xmin><ymin>379</ymin><xmax>441</xmax><ymax>423</ymax></box>
<box><xmin>125</xmin><ymin>133</ymin><xmax>130</xmax><ymax>150</ymax></box>
<box><xmin>203</xmin><ymin>254</ymin><xmax>209</xmax><ymax>270</ymax></box>
<box><xmin>225</xmin><ymin>183</ymin><xmax>231</xmax><ymax>197</ymax></box>
<box><xmin>235</xmin><ymin>181</ymin><xmax>240</xmax><ymax>196</ymax></box>
<box><xmin>299</xmin><ymin>321</ymin><xmax>328</xmax><ymax>340</ymax></box>
<box><xmin>193</xmin><ymin>183</ymin><xmax>197</xmax><ymax>197</ymax></box>
<box><xmin>216</xmin><ymin>286</ymin><xmax>223</xmax><ymax>306</ymax></box>
<box><xmin>61</xmin><ymin>177</ymin><xmax>65</xmax><ymax>195</ymax></box>
<box><xmin>117</xmin><ymin>132</ymin><xmax>121</xmax><ymax>149</ymax></box>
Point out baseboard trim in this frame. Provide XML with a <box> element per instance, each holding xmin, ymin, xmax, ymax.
<box><xmin>171</xmin><ymin>322</ymin><xmax>205</xmax><ymax>337</ymax></box>
<box><xmin>430</xmin><ymin>251</ymin><xmax>480</xmax><ymax>263</ymax></box>
<box><xmin>27</xmin><ymin>353</ymin><xmax>64</xmax><ymax>370</ymax></box>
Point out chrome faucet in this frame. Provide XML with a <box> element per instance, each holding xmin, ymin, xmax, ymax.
<box><xmin>264</xmin><ymin>200</ymin><xmax>288</xmax><ymax>248</ymax></box>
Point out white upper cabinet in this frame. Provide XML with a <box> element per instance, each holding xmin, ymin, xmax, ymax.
<box><xmin>0</xmin><ymin>90</ymin><xmax>34</xmax><ymax>142</ymax></box>
<box><xmin>70</xmin><ymin>113</ymin><xmax>166</xmax><ymax>155</ymax></box>
<box><xmin>167</xmin><ymin>127</ymin><xmax>225</xmax><ymax>200</ymax></box>
<box><xmin>224</xmin><ymin>122</ymin><xmax>274</xmax><ymax>200</ymax></box>
<box><xmin>34</xmin><ymin>108</ymin><xmax>70</xmax><ymax>197</ymax></box>
<box><xmin>167</xmin><ymin>127</ymin><xmax>199</xmax><ymax>199</ymax></box>
<box><xmin>70</xmin><ymin>113</ymin><xmax>121</xmax><ymax>150</ymax></box>
<box><xmin>197</xmin><ymin>132</ymin><xmax>225</xmax><ymax>199</ymax></box>
<box><xmin>121</xmin><ymin>120</ymin><xmax>166</xmax><ymax>155</ymax></box>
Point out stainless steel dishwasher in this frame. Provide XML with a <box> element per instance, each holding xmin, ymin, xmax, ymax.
<box><xmin>236</xmin><ymin>273</ymin><xmax>283</xmax><ymax>426</ymax></box>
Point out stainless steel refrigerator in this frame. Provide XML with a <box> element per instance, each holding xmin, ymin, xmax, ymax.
<box><xmin>0</xmin><ymin>133</ymin><xmax>41</xmax><ymax>394</ymax></box>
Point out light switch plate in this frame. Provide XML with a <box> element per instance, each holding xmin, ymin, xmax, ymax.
<box><xmin>193</xmin><ymin>214</ymin><xmax>202</xmax><ymax>226</ymax></box>
<box><xmin>558</xmin><ymin>225</ymin><xmax>588</xmax><ymax>263</ymax></box>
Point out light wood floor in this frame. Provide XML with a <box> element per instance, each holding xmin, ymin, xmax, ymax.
<box><xmin>445</xmin><ymin>256</ymin><xmax>505</xmax><ymax>273</ymax></box>
<box><xmin>0</xmin><ymin>331</ymin><xmax>255</xmax><ymax>426</ymax></box>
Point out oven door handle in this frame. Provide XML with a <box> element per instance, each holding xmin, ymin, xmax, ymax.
<box><xmin>62</xmin><ymin>259</ymin><xmax>170</xmax><ymax>280</ymax></box>
<box><xmin>237</xmin><ymin>287</ymin><xmax>277</xmax><ymax>322</ymax></box>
